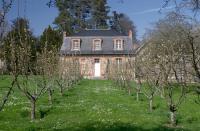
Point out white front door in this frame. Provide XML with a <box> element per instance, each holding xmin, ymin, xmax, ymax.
<box><xmin>94</xmin><ymin>59</ymin><xmax>100</xmax><ymax>77</ymax></box>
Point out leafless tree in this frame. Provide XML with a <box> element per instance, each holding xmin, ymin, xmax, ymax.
<box><xmin>120</xmin><ymin>62</ymin><xmax>133</xmax><ymax>95</ymax></box>
<box><xmin>56</xmin><ymin>55</ymin><xmax>81</xmax><ymax>96</ymax></box>
<box><xmin>180</xmin><ymin>23</ymin><xmax>200</xmax><ymax>82</ymax></box>
<box><xmin>0</xmin><ymin>32</ymin><xmax>18</xmax><ymax>112</ymax></box>
<box><xmin>127</xmin><ymin>57</ymin><xmax>142</xmax><ymax>101</ymax></box>
<box><xmin>107</xmin><ymin>58</ymin><xmax>135</xmax><ymax>96</ymax></box>
<box><xmin>158</xmin><ymin>49</ymin><xmax>188</xmax><ymax>126</ymax></box>
<box><xmin>55</xmin><ymin>57</ymin><xmax>69</xmax><ymax>96</ymax></box>
<box><xmin>1</xmin><ymin>24</ymin><xmax>59</xmax><ymax>120</ymax></box>
<box><xmin>141</xmin><ymin>12</ymin><xmax>190</xmax><ymax>125</ymax></box>
<box><xmin>136</xmin><ymin>40</ymin><xmax>164</xmax><ymax>112</ymax></box>
<box><xmin>162</xmin><ymin>0</ymin><xmax>200</xmax><ymax>14</ymax></box>
<box><xmin>157</xmin><ymin>13</ymin><xmax>200</xmax><ymax>103</ymax></box>
<box><xmin>13</xmin><ymin>32</ymin><xmax>47</xmax><ymax>120</ymax></box>
<box><xmin>0</xmin><ymin>0</ymin><xmax>14</xmax><ymax>43</ymax></box>
<box><xmin>39</xmin><ymin>45</ymin><xmax>58</xmax><ymax>105</ymax></box>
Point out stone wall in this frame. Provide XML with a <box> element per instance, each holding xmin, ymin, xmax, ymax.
<box><xmin>61</xmin><ymin>55</ymin><xmax>135</xmax><ymax>79</ymax></box>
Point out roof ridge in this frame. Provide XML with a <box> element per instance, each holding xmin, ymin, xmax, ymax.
<box><xmin>85</xmin><ymin>28</ymin><xmax>111</xmax><ymax>31</ymax></box>
<box><xmin>70</xmin><ymin>29</ymin><xmax>127</xmax><ymax>37</ymax></box>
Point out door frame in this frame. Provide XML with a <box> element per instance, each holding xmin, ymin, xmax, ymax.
<box><xmin>94</xmin><ymin>58</ymin><xmax>101</xmax><ymax>77</ymax></box>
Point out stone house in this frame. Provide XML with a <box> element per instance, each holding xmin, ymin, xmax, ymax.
<box><xmin>60</xmin><ymin>29</ymin><xmax>137</xmax><ymax>79</ymax></box>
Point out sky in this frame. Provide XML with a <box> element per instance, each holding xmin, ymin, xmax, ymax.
<box><xmin>6</xmin><ymin>0</ymin><xmax>181</xmax><ymax>40</ymax></box>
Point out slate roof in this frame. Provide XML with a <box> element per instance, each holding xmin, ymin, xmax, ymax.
<box><xmin>60</xmin><ymin>29</ymin><xmax>135</xmax><ymax>55</ymax></box>
<box><xmin>60</xmin><ymin>50</ymin><xmax>135</xmax><ymax>56</ymax></box>
<box><xmin>71</xmin><ymin>29</ymin><xmax>127</xmax><ymax>37</ymax></box>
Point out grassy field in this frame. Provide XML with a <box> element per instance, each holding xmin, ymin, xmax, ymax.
<box><xmin>0</xmin><ymin>78</ymin><xmax>200</xmax><ymax>131</ymax></box>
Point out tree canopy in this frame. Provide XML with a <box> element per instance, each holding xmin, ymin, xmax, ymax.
<box><xmin>40</xmin><ymin>26</ymin><xmax>62</xmax><ymax>51</ymax></box>
<box><xmin>110</xmin><ymin>11</ymin><xmax>137</xmax><ymax>43</ymax></box>
<box><xmin>54</xmin><ymin>0</ymin><xmax>110</xmax><ymax>33</ymax></box>
<box><xmin>3</xmin><ymin>18</ymin><xmax>37</xmax><ymax>72</ymax></box>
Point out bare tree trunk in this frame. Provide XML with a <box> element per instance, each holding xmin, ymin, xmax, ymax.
<box><xmin>189</xmin><ymin>39</ymin><xmax>200</xmax><ymax>80</ymax></box>
<box><xmin>56</xmin><ymin>80</ymin><xmax>64</xmax><ymax>96</ymax></box>
<box><xmin>0</xmin><ymin>77</ymin><xmax>16</xmax><ymax>112</ymax></box>
<box><xmin>60</xmin><ymin>87</ymin><xmax>63</xmax><ymax>96</ymax></box>
<box><xmin>127</xmin><ymin>81</ymin><xmax>131</xmax><ymax>95</ymax></box>
<box><xmin>31</xmin><ymin>100</ymin><xmax>36</xmax><ymax>120</ymax></box>
<box><xmin>149</xmin><ymin>98</ymin><xmax>153</xmax><ymax>112</ymax></box>
<box><xmin>136</xmin><ymin>91</ymin><xmax>139</xmax><ymax>101</ymax></box>
<box><xmin>48</xmin><ymin>88</ymin><xmax>53</xmax><ymax>105</ymax></box>
<box><xmin>170</xmin><ymin>111</ymin><xmax>176</xmax><ymax>126</ymax></box>
<box><xmin>0</xmin><ymin>86</ymin><xmax>13</xmax><ymax>111</ymax></box>
<box><xmin>128</xmin><ymin>86</ymin><xmax>131</xmax><ymax>95</ymax></box>
<box><xmin>169</xmin><ymin>105</ymin><xmax>177</xmax><ymax>126</ymax></box>
<box><xmin>160</xmin><ymin>86</ymin><xmax>165</xmax><ymax>98</ymax></box>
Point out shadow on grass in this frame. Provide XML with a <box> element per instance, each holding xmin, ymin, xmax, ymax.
<box><xmin>52</xmin><ymin>122</ymin><xmax>187</xmax><ymax>131</ymax></box>
<box><xmin>39</xmin><ymin>107</ymin><xmax>51</xmax><ymax>119</ymax></box>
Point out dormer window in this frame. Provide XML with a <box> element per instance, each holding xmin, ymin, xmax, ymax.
<box><xmin>93</xmin><ymin>39</ymin><xmax>102</xmax><ymax>51</ymax></box>
<box><xmin>71</xmin><ymin>39</ymin><xmax>80</xmax><ymax>51</ymax></box>
<box><xmin>114</xmin><ymin>39</ymin><xmax>123</xmax><ymax>50</ymax></box>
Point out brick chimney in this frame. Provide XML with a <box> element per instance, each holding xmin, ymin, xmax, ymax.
<box><xmin>128</xmin><ymin>30</ymin><xmax>132</xmax><ymax>39</ymax></box>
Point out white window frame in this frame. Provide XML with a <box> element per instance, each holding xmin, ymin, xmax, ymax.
<box><xmin>71</xmin><ymin>39</ymin><xmax>81</xmax><ymax>51</ymax></box>
<box><xmin>93</xmin><ymin>39</ymin><xmax>102</xmax><ymax>51</ymax></box>
<box><xmin>114</xmin><ymin>39</ymin><xmax>123</xmax><ymax>50</ymax></box>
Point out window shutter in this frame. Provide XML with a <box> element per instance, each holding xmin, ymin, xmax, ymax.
<box><xmin>79</xmin><ymin>39</ymin><xmax>81</xmax><ymax>50</ymax></box>
<box><xmin>71</xmin><ymin>40</ymin><xmax>73</xmax><ymax>50</ymax></box>
<box><xmin>123</xmin><ymin>40</ymin><xmax>125</xmax><ymax>50</ymax></box>
<box><xmin>101</xmin><ymin>39</ymin><xmax>103</xmax><ymax>50</ymax></box>
<box><xmin>113</xmin><ymin>39</ymin><xmax>116</xmax><ymax>50</ymax></box>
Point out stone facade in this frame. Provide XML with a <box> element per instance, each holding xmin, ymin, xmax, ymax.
<box><xmin>60</xmin><ymin>55</ymin><xmax>133</xmax><ymax>79</ymax></box>
<box><xmin>60</xmin><ymin>29</ymin><xmax>136</xmax><ymax>79</ymax></box>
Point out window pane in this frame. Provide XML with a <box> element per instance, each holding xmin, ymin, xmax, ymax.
<box><xmin>72</xmin><ymin>40</ymin><xmax>80</xmax><ymax>50</ymax></box>
<box><xmin>94</xmin><ymin>40</ymin><xmax>101</xmax><ymax>50</ymax></box>
<box><xmin>114</xmin><ymin>39</ymin><xmax>123</xmax><ymax>50</ymax></box>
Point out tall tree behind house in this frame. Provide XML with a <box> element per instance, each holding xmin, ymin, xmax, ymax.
<box><xmin>91</xmin><ymin>0</ymin><xmax>110</xmax><ymax>29</ymax></box>
<box><xmin>40</xmin><ymin>26</ymin><xmax>62</xmax><ymax>51</ymax></box>
<box><xmin>54</xmin><ymin>0</ymin><xmax>110</xmax><ymax>33</ymax></box>
<box><xmin>110</xmin><ymin>11</ymin><xmax>137</xmax><ymax>43</ymax></box>
<box><xmin>54</xmin><ymin>0</ymin><xmax>75</xmax><ymax>34</ymax></box>
<box><xmin>54</xmin><ymin>0</ymin><xmax>92</xmax><ymax>34</ymax></box>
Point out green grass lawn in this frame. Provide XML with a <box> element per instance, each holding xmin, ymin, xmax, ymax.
<box><xmin>0</xmin><ymin>78</ymin><xmax>200</xmax><ymax>131</ymax></box>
